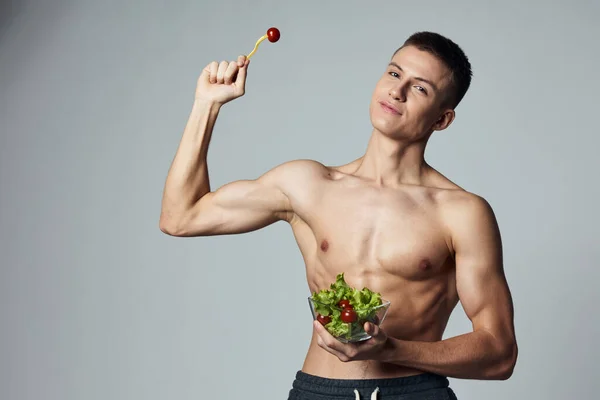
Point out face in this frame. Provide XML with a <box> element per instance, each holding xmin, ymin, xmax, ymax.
<box><xmin>369</xmin><ymin>45</ymin><xmax>455</xmax><ymax>140</ymax></box>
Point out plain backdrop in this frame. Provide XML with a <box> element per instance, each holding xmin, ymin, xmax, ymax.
<box><xmin>1</xmin><ymin>0</ymin><xmax>599</xmax><ymax>399</ymax></box>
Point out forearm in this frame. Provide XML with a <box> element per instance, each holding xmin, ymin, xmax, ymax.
<box><xmin>383</xmin><ymin>330</ymin><xmax>516</xmax><ymax>380</ymax></box>
<box><xmin>161</xmin><ymin>100</ymin><xmax>221</xmax><ymax>221</ymax></box>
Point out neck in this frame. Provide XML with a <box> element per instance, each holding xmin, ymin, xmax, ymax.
<box><xmin>353</xmin><ymin>129</ymin><xmax>432</xmax><ymax>187</ymax></box>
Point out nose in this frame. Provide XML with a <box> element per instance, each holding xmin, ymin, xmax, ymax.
<box><xmin>389</xmin><ymin>84</ymin><xmax>406</xmax><ymax>102</ymax></box>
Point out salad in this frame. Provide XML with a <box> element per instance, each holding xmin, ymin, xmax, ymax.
<box><xmin>311</xmin><ymin>273</ymin><xmax>383</xmax><ymax>338</ymax></box>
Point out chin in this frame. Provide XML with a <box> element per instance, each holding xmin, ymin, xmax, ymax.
<box><xmin>370</xmin><ymin>114</ymin><xmax>403</xmax><ymax>138</ymax></box>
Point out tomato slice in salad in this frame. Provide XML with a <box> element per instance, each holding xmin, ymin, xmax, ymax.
<box><xmin>340</xmin><ymin>308</ymin><xmax>358</xmax><ymax>323</ymax></box>
<box><xmin>317</xmin><ymin>314</ymin><xmax>332</xmax><ymax>325</ymax></box>
<box><xmin>337</xmin><ymin>299</ymin><xmax>352</xmax><ymax>309</ymax></box>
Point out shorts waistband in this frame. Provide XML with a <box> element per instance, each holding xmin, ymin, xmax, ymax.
<box><xmin>293</xmin><ymin>370</ymin><xmax>449</xmax><ymax>397</ymax></box>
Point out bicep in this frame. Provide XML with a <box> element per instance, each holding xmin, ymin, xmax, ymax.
<box><xmin>178</xmin><ymin>174</ymin><xmax>292</xmax><ymax>237</ymax></box>
<box><xmin>166</xmin><ymin>159</ymin><xmax>325</xmax><ymax>237</ymax></box>
<box><xmin>451</xmin><ymin>196</ymin><xmax>515</xmax><ymax>341</ymax></box>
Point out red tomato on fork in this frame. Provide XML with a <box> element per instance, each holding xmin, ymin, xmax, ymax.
<box><xmin>267</xmin><ymin>27</ymin><xmax>280</xmax><ymax>43</ymax></box>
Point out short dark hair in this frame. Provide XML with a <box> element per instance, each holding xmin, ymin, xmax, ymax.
<box><xmin>395</xmin><ymin>31</ymin><xmax>472</xmax><ymax>109</ymax></box>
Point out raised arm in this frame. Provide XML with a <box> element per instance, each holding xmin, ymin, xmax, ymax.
<box><xmin>160</xmin><ymin>55</ymin><xmax>253</xmax><ymax>236</ymax></box>
<box><xmin>159</xmin><ymin>55</ymin><xmax>317</xmax><ymax>237</ymax></box>
<box><xmin>160</xmin><ymin>162</ymin><xmax>294</xmax><ymax>237</ymax></box>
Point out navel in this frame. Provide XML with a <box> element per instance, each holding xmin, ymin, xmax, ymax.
<box><xmin>320</xmin><ymin>239</ymin><xmax>329</xmax><ymax>252</ymax></box>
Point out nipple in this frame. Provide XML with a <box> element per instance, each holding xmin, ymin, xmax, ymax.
<box><xmin>418</xmin><ymin>259</ymin><xmax>431</xmax><ymax>270</ymax></box>
<box><xmin>320</xmin><ymin>239</ymin><xmax>329</xmax><ymax>252</ymax></box>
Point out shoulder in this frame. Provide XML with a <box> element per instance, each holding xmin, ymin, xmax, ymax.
<box><xmin>272</xmin><ymin>159</ymin><xmax>331</xmax><ymax>175</ymax></box>
<box><xmin>261</xmin><ymin>159</ymin><xmax>331</xmax><ymax>183</ymax></box>
<box><xmin>258</xmin><ymin>159</ymin><xmax>332</xmax><ymax>222</ymax></box>
<box><xmin>436</xmin><ymin>189</ymin><xmax>501</xmax><ymax>253</ymax></box>
<box><xmin>258</xmin><ymin>159</ymin><xmax>333</xmax><ymax>194</ymax></box>
<box><xmin>437</xmin><ymin>188</ymin><xmax>490</xmax><ymax>209</ymax></box>
<box><xmin>437</xmin><ymin>189</ymin><xmax>497</xmax><ymax>224</ymax></box>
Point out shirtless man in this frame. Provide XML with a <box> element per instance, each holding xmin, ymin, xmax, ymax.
<box><xmin>159</xmin><ymin>31</ymin><xmax>518</xmax><ymax>399</ymax></box>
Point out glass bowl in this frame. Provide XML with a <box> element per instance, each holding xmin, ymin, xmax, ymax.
<box><xmin>308</xmin><ymin>297</ymin><xmax>391</xmax><ymax>343</ymax></box>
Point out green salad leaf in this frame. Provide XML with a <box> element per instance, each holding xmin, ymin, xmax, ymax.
<box><xmin>311</xmin><ymin>273</ymin><xmax>383</xmax><ymax>338</ymax></box>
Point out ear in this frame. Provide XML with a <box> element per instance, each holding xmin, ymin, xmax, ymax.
<box><xmin>432</xmin><ymin>109</ymin><xmax>455</xmax><ymax>132</ymax></box>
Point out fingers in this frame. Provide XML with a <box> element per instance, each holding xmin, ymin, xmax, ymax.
<box><xmin>236</xmin><ymin>57</ymin><xmax>249</xmax><ymax>88</ymax></box>
<box><xmin>201</xmin><ymin>56</ymin><xmax>248</xmax><ymax>88</ymax></box>
<box><xmin>365</xmin><ymin>322</ymin><xmax>377</xmax><ymax>335</ymax></box>
<box><xmin>214</xmin><ymin>56</ymin><xmax>247</xmax><ymax>84</ymax></box>
<box><xmin>313</xmin><ymin>320</ymin><xmax>388</xmax><ymax>363</ymax></box>
<box><xmin>316</xmin><ymin>335</ymin><xmax>352</xmax><ymax>362</ymax></box>
<box><xmin>222</xmin><ymin>62</ymin><xmax>236</xmax><ymax>85</ymax></box>
<box><xmin>365</xmin><ymin>322</ymin><xmax>386</xmax><ymax>341</ymax></box>
<box><xmin>216</xmin><ymin>61</ymin><xmax>228</xmax><ymax>83</ymax></box>
<box><xmin>200</xmin><ymin>61</ymin><xmax>217</xmax><ymax>84</ymax></box>
<box><xmin>313</xmin><ymin>321</ymin><xmax>356</xmax><ymax>362</ymax></box>
<box><xmin>203</xmin><ymin>61</ymin><xmax>218</xmax><ymax>84</ymax></box>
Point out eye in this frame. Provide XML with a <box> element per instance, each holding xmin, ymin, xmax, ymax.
<box><xmin>414</xmin><ymin>86</ymin><xmax>427</xmax><ymax>94</ymax></box>
<box><xmin>389</xmin><ymin>71</ymin><xmax>400</xmax><ymax>78</ymax></box>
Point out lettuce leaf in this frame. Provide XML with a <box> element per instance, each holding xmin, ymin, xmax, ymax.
<box><xmin>311</xmin><ymin>273</ymin><xmax>383</xmax><ymax>338</ymax></box>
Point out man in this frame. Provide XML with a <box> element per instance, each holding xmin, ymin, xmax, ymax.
<box><xmin>159</xmin><ymin>31</ymin><xmax>518</xmax><ymax>399</ymax></box>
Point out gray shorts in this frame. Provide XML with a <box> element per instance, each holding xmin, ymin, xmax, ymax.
<box><xmin>287</xmin><ymin>371</ymin><xmax>458</xmax><ymax>399</ymax></box>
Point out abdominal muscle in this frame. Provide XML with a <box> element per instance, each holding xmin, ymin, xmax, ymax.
<box><xmin>301</xmin><ymin>314</ymin><xmax>452</xmax><ymax>379</ymax></box>
<box><xmin>299</xmin><ymin>263</ymin><xmax>458</xmax><ymax>379</ymax></box>
<box><xmin>302</xmin><ymin>339</ymin><xmax>422</xmax><ymax>379</ymax></box>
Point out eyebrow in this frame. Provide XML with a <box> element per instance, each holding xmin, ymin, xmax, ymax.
<box><xmin>388</xmin><ymin>62</ymin><xmax>439</xmax><ymax>92</ymax></box>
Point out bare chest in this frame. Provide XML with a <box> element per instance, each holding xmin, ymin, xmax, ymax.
<box><xmin>292</xmin><ymin>182</ymin><xmax>453</xmax><ymax>283</ymax></box>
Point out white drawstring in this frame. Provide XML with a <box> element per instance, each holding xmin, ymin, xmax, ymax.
<box><xmin>353</xmin><ymin>387</ymin><xmax>380</xmax><ymax>400</ymax></box>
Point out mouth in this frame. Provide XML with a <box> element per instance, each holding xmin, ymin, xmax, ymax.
<box><xmin>379</xmin><ymin>101</ymin><xmax>402</xmax><ymax>115</ymax></box>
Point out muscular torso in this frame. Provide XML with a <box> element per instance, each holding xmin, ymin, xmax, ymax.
<box><xmin>285</xmin><ymin>160</ymin><xmax>463</xmax><ymax>379</ymax></box>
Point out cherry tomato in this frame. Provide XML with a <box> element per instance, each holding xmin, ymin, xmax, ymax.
<box><xmin>338</xmin><ymin>299</ymin><xmax>351</xmax><ymax>309</ymax></box>
<box><xmin>267</xmin><ymin>27</ymin><xmax>281</xmax><ymax>43</ymax></box>
<box><xmin>317</xmin><ymin>314</ymin><xmax>331</xmax><ymax>325</ymax></box>
<box><xmin>340</xmin><ymin>308</ymin><xmax>357</xmax><ymax>323</ymax></box>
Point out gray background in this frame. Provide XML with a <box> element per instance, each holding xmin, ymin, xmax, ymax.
<box><xmin>1</xmin><ymin>0</ymin><xmax>598</xmax><ymax>399</ymax></box>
